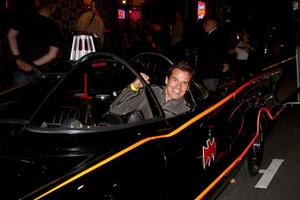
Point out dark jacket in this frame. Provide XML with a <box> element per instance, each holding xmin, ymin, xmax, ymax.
<box><xmin>198</xmin><ymin>29</ymin><xmax>228</xmax><ymax>79</ymax></box>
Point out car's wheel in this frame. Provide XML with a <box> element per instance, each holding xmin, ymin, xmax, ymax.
<box><xmin>239</xmin><ymin>115</ymin><xmax>266</xmax><ymax>177</ymax></box>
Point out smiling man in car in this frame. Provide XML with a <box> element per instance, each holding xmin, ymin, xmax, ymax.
<box><xmin>109</xmin><ymin>61</ymin><xmax>195</xmax><ymax>120</ymax></box>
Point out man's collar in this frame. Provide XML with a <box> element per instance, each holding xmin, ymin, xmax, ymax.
<box><xmin>208</xmin><ymin>27</ymin><xmax>217</xmax><ymax>35</ymax></box>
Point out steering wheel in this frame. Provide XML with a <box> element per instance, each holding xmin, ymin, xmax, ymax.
<box><xmin>74</xmin><ymin>52</ymin><xmax>148</xmax><ymax>126</ymax></box>
<box><xmin>129</xmin><ymin>52</ymin><xmax>174</xmax><ymax>86</ymax></box>
<box><xmin>123</xmin><ymin>110</ymin><xmax>145</xmax><ymax>123</ymax></box>
<box><xmin>98</xmin><ymin>112</ymin><xmax>124</xmax><ymax>126</ymax></box>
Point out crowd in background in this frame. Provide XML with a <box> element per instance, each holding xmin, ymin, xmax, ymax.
<box><xmin>0</xmin><ymin>0</ymin><xmax>296</xmax><ymax>91</ymax></box>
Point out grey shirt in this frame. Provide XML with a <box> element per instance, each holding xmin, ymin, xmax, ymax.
<box><xmin>109</xmin><ymin>85</ymin><xmax>190</xmax><ymax>119</ymax></box>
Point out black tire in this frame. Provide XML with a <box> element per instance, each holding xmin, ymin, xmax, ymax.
<box><xmin>239</xmin><ymin>115</ymin><xmax>266</xmax><ymax>177</ymax></box>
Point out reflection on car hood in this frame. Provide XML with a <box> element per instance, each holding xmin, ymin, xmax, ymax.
<box><xmin>0</xmin><ymin>78</ymin><xmax>59</xmax><ymax>120</ymax></box>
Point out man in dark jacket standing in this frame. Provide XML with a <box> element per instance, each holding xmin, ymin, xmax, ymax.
<box><xmin>197</xmin><ymin>17</ymin><xmax>229</xmax><ymax>92</ymax></box>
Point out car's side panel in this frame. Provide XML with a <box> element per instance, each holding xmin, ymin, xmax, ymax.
<box><xmin>22</xmin><ymin>141</ymin><xmax>168</xmax><ymax>200</ymax></box>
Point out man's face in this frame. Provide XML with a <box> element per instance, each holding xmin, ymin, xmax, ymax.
<box><xmin>165</xmin><ymin>68</ymin><xmax>192</xmax><ymax>101</ymax></box>
<box><xmin>203</xmin><ymin>20</ymin><xmax>214</xmax><ymax>33</ymax></box>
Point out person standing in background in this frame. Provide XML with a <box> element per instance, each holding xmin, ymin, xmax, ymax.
<box><xmin>229</xmin><ymin>30</ymin><xmax>255</xmax><ymax>84</ymax></box>
<box><xmin>76</xmin><ymin>0</ymin><xmax>106</xmax><ymax>50</ymax></box>
<box><xmin>197</xmin><ymin>17</ymin><xmax>229</xmax><ymax>92</ymax></box>
<box><xmin>169</xmin><ymin>10</ymin><xmax>185</xmax><ymax>62</ymax></box>
<box><xmin>7</xmin><ymin>0</ymin><xmax>61</xmax><ymax>86</ymax></box>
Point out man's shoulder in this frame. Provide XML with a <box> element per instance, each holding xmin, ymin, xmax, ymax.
<box><xmin>150</xmin><ymin>85</ymin><xmax>164</xmax><ymax>100</ymax></box>
<box><xmin>151</xmin><ymin>85</ymin><xmax>164</xmax><ymax>90</ymax></box>
<box><xmin>79</xmin><ymin>10</ymin><xmax>94</xmax><ymax>20</ymax></box>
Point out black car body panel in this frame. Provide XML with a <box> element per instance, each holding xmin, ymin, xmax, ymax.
<box><xmin>0</xmin><ymin>52</ymin><xmax>285</xmax><ymax>200</ymax></box>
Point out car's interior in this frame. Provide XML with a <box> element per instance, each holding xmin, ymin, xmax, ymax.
<box><xmin>31</xmin><ymin>53</ymin><xmax>209</xmax><ymax>129</ymax></box>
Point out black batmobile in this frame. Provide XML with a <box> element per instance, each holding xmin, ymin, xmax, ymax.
<box><xmin>0</xmin><ymin>52</ymin><xmax>285</xmax><ymax>200</ymax></box>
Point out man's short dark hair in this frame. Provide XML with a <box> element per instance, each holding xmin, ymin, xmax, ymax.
<box><xmin>167</xmin><ymin>61</ymin><xmax>195</xmax><ymax>78</ymax></box>
<box><xmin>39</xmin><ymin>0</ymin><xmax>56</xmax><ymax>7</ymax></box>
<box><xmin>204</xmin><ymin>17</ymin><xmax>219</xmax><ymax>27</ymax></box>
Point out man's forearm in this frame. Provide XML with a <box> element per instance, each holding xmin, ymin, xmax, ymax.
<box><xmin>7</xmin><ymin>29</ymin><xmax>20</xmax><ymax>56</ymax></box>
<box><xmin>109</xmin><ymin>86</ymin><xmax>144</xmax><ymax>115</ymax></box>
<box><xmin>33</xmin><ymin>46</ymin><xmax>59</xmax><ymax>66</ymax></box>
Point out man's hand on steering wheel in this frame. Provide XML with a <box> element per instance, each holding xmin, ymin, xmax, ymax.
<box><xmin>132</xmin><ymin>72</ymin><xmax>150</xmax><ymax>89</ymax></box>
